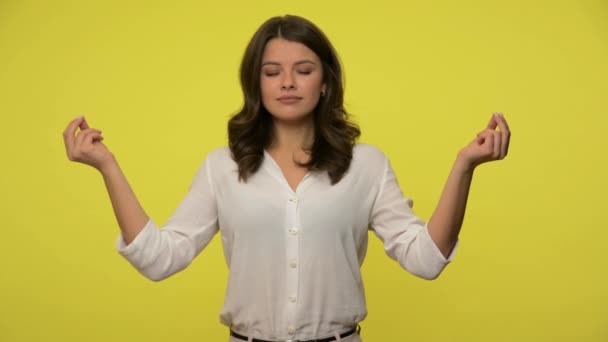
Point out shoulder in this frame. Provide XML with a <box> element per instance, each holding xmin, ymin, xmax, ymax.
<box><xmin>352</xmin><ymin>142</ymin><xmax>388</xmax><ymax>165</ymax></box>
<box><xmin>349</xmin><ymin>143</ymin><xmax>389</xmax><ymax>178</ymax></box>
<box><xmin>205</xmin><ymin>146</ymin><xmax>232</xmax><ymax>161</ymax></box>
<box><xmin>201</xmin><ymin>146</ymin><xmax>236</xmax><ymax>171</ymax></box>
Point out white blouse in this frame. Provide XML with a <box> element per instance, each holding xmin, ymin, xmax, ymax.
<box><xmin>116</xmin><ymin>143</ymin><xmax>456</xmax><ymax>340</ymax></box>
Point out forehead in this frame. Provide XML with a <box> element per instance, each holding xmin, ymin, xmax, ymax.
<box><xmin>261</xmin><ymin>38</ymin><xmax>320</xmax><ymax>64</ymax></box>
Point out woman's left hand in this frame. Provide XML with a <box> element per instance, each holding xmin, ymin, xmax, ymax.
<box><xmin>457</xmin><ymin>112</ymin><xmax>511</xmax><ymax>171</ymax></box>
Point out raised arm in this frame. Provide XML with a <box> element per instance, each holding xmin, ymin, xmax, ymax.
<box><xmin>63</xmin><ymin>116</ymin><xmax>149</xmax><ymax>244</ymax></box>
<box><xmin>64</xmin><ymin>115</ymin><xmax>219</xmax><ymax>281</ymax></box>
<box><xmin>427</xmin><ymin>112</ymin><xmax>511</xmax><ymax>257</ymax></box>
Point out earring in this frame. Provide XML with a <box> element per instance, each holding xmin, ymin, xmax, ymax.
<box><xmin>321</xmin><ymin>89</ymin><xmax>326</xmax><ymax>97</ymax></box>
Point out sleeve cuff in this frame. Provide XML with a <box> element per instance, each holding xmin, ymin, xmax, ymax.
<box><xmin>115</xmin><ymin>218</ymin><xmax>158</xmax><ymax>256</ymax></box>
<box><xmin>420</xmin><ymin>224</ymin><xmax>458</xmax><ymax>264</ymax></box>
<box><xmin>420</xmin><ymin>225</ymin><xmax>460</xmax><ymax>274</ymax></box>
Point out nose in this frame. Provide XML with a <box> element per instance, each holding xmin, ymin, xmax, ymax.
<box><xmin>280</xmin><ymin>72</ymin><xmax>296</xmax><ymax>90</ymax></box>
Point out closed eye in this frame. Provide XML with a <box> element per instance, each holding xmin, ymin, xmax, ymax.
<box><xmin>264</xmin><ymin>72</ymin><xmax>312</xmax><ymax>76</ymax></box>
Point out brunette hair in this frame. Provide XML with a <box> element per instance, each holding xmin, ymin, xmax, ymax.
<box><xmin>228</xmin><ymin>15</ymin><xmax>360</xmax><ymax>184</ymax></box>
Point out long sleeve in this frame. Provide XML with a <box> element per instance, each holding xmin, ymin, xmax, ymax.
<box><xmin>369</xmin><ymin>155</ymin><xmax>457</xmax><ymax>280</ymax></box>
<box><xmin>115</xmin><ymin>154</ymin><xmax>219</xmax><ymax>281</ymax></box>
<box><xmin>109</xmin><ymin>143</ymin><xmax>459</xmax><ymax>338</ymax></box>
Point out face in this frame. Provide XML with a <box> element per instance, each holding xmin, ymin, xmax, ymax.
<box><xmin>260</xmin><ymin>38</ymin><xmax>326</xmax><ymax>124</ymax></box>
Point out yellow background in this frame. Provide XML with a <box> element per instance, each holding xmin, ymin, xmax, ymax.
<box><xmin>1</xmin><ymin>0</ymin><xmax>606</xmax><ymax>341</ymax></box>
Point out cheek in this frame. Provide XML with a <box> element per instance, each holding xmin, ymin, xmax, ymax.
<box><xmin>260</xmin><ymin>80</ymin><xmax>279</xmax><ymax>112</ymax></box>
<box><xmin>309</xmin><ymin>75</ymin><xmax>324</xmax><ymax>92</ymax></box>
<box><xmin>260</xmin><ymin>86</ymin><xmax>268</xmax><ymax>100</ymax></box>
<box><xmin>260</xmin><ymin>80</ymin><xmax>273</xmax><ymax>100</ymax></box>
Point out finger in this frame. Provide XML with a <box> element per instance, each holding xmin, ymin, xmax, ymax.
<box><xmin>63</xmin><ymin>116</ymin><xmax>86</xmax><ymax>159</ymax></box>
<box><xmin>499</xmin><ymin>130</ymin><xmax>506</xmax><ymax>159</ymax></box>
<box><xmin>476</xmin><ymin>128</ymin><xmax>490</xmax><ymax>144</ymax></box>
<box><xmin>63</xmin><ymin>115</ymin><xmax>86</xmax><ymax>138</ymax></box>
<box><xmin>486</xmin><ymin>113</ymin><xmax>498</xmax><ymax>130</ymax></box>
<box><xmin>84</xmin><ymin>132</ymin><xmax>103</xmax><ymax>146</ymax></box>
<box><xmin>503</xmin><ymin>132</ymin><xmax>510</xmax><ymax>158</ymax></box>
<box><xmin>482</xmin><ymin>131</ymin><xmax>494</xmax><ymax>159</ymax></box>
<box><xmin>492</xmin><ymin>131</ymin><xmax>501</xmax><ymax>159</ymax></box>
<box><xmin>76</xmin><ymin>128</ymin><xmax>102</xmax><ymax>145</ymax></box>
<box><xmin>477</xmin><ymin>130</ymin><xmax>494</xmax><ymax>155</ymax></box>
<box><xmin>79</xmin><ymin>116</ymin><xmax>90</xmax><ymax>130</ymax></box>
<box><xmin>494</xmin><ymin>113</ymin><xmax>511</xmax><ymax>158</ymax></box>
<box><xmin>76</xmin><ymin>128</ymin><xmax>102</xmax><ymax>149</ymax></box>
<box><xmin>494</xmin><ymin>112</ymin><xmax>510</xmax><ymax>132</ymax></box>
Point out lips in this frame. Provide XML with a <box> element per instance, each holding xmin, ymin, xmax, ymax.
<box><xmin>277</xmin><ymin>96</ymin><xmax>302</xmax><ymax>104</ymax></box>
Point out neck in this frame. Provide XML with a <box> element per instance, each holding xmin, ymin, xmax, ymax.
<box><xmin>268</xmin><ymin>117</ymin><xmax>315</xmax><ymax>154</ymax></box>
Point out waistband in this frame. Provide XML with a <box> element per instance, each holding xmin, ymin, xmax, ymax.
<box><xmin>230</xmin><ymin>324</ymin><xmax>361</xmax><ymax>342</ymax></box>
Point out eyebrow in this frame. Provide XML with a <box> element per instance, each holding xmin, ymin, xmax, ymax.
<box><xmin>261</xmin><ymin>60</ymin><xmax>317</xmax><ymax>67</ymax></box>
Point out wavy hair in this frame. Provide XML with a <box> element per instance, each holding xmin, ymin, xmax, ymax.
<box><xmin>228</xmin><ymin>15</ymin><xmax>360</xmax><ymax>184</ymax></box>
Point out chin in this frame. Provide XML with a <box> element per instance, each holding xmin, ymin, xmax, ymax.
<box><xmin>271</xmin><ymin>113</ymin><xmax>313</xmax><ymax>124</ymax></box>
<box><xmin>266</xmin><ymin>107</ymin><xmax>315</xmax><ymax>123</ymax></box>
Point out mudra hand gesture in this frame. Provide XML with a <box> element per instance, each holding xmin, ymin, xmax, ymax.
<box><xmin>458</xmin><ymin>112</ymin><xmax>511</xmax><ymax>171</ymax></box>
<box><xmin>63</xmin><ymin>116</ymin><xmax>114</xmax><ymax>172</ymax></box>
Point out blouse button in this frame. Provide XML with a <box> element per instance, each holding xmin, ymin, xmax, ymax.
<box><xmin>289</xmin><ymin>197</ymin><xmax>298</xmax><ymax>203</ymax></box>
<box><xmin>288</xmin><ymin>296</ymin><xmax>297</xmax><ymax>303</ymax></box>
<box><xmin>289</xmin><ymin>228</ymin><xmax>298</xmax><ymax>235</ymax></box>
<box><xmin>287</xmin><ymin>327</ymin><xmax>295</xmax><ymax>334</ymax></box>
<box><xmin>289</xmin><ymin>260</ymin><xmax>297</xmax><ymax>268</ymax></box>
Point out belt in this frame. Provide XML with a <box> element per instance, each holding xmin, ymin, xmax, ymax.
<box><xmin>230</xmin><ymin>325</ymin><xmax>360</xmax><ymax>342</ymax></box>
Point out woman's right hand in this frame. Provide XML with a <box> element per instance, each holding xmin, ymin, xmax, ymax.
<box><xmin>63</xmin><ymin>116</ymin><xmax>115</xmax><ymax>172</ymax></box>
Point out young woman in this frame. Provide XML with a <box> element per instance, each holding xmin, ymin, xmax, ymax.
<box><xmin>63</xmin><ymin>15</ymin><xmax>510</xmax><ymax>342</ymax></box>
